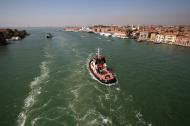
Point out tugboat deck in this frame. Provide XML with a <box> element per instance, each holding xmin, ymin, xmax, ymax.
<box><xmin>88</xmin><ymin>49</ymin><xmax>117</xmax><ymax>85</ymax></box>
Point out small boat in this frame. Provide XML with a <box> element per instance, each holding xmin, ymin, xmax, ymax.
<box><xmin>89</xmin><ymin>48</ymin><xmax>117</xmax><ymax>85</ymax></box>
<box><xmin>137</xmin><ymin>39</ymin><xmax>143</xmax><ymax>42</ymax></box>
<box><xmin>99</xmin><ymin>32</ymin><xmax>112</xmax><ymax>37</ymax></box>
<box><xmin>154</xmin><ymin>41</ymin><xmax>161</xmax><ymax>44</ymax></box>
<box><xmin>46</xmin><ymin>33</ymin><xmax>53</xmax><ymax>39</ymax></box>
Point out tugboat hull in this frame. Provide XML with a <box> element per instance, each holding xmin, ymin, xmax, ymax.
<box><xmin>89</xmin><ymin>60</ymin><xmax>117</xmax><ymax>85</ymax></box>
<box><xmin>46</xmin><ymin>33</ymin><xmax>53</xmax><ymax>39</ymax></box>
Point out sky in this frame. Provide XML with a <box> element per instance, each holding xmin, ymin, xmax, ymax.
<box><xmin>0</xmin><ymin>0</ymin><xmax>190</xmax><ymax>27</ymax></box>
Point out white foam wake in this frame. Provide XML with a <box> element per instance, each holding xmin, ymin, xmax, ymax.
<box><xmin>17</xmin><ymin>61</ymin><xmax>50</xmax><ymax>126</ymax></box>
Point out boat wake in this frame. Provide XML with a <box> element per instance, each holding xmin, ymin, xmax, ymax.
<box><xmin>17</xmin><ymin>61</ymin><xmax>50</xmax><ymax>126</ymax></box>
<box><xmin>17</xmin><ymin>43</ymin><xmax>151</xmax><ymax>126</ymax></box>
<box><xmin>17</xmin><ymin>44</ymin><xmax>52</xmax><ymax>126</ymax></box>
<box><xmin>86</xmin><ymin>52</ymin><xmax>152</xmax><ymax>125</ymax></box>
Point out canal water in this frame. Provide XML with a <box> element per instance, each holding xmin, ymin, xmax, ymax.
<box><xmin>0</xmin><ymin>28</ymin><xmax>190</xmax><ymax>126</ymax></box>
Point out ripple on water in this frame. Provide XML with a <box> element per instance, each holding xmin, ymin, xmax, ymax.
<box><xmin>17</xmin><ymin>61</ymin><xmax>50</xmax><ymax>126</ymax></box>
<box><xmin>17</xmin><ymin>44</ymin><xmax>152</xmax><ymax>126</ymax></box>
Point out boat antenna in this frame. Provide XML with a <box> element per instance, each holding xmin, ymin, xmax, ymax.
<box><xmin>97</xmin><ymin>48</ymin><xmax>100</xmax><ymax>58</ymax></box>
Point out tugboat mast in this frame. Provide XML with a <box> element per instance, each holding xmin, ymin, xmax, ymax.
<box><xmin>97</xmin><ymin>48</ymin><xmax>100</xmax><ymax>58</ymax></box>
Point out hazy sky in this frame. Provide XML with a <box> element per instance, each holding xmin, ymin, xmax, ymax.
<box><xmin>0</xmin><ymin>0</ymin><xmax>190</xmax><ymax>27</ymax></box>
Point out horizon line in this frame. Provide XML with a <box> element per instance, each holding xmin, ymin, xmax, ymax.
<box><xmin>1</xmin><ymin>24</ymin><xmax>190</xmax><ymax>28</ymax></box>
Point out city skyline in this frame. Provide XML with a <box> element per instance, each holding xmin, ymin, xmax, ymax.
<box><xmin>0</xmin><ymin>0</ymin><xmax>190</xmax><ymax>27</ymax></box>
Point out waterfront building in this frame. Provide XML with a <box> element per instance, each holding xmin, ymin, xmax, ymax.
<box><xmin>80</xmin><ymin>26</ymin><xmax>93</xmax><ymax>32</ymax></box>
<box><xmin>92</xmin><ymin>26</ymin><xmax>108</xmax><ymax>33</ymax></box>
<box><xmin>149</xmin><ymin>32</ymin><xmax>158</xmax><ymax>42</ymax></box>
<box><xmin>164</xmin><ymin>34</ymin><xmax>177</xmax><ymax>44</ymax></box>
<box><xmin>110</xmin><ymin>26</ymin><xmax>119</xmax><ymax>33</ymax></box>
<box><xmin>131</xmin><ymin>31</ymin><xmax>139</xmax><ymax>39</ymax></box>
<box><xmin>137</xmin><ymin>25</ymin><xmax>140</xmax><ymax>30</ymax></box>
<box><xmin>64</xmin><ymin>27</ymin><xmax>81</xmax><ymax>32</ymax></box>
<box><xmin>156</xmin><ymin>34</ymin><xmax>165</xmax><ymax>43</ymax></box>
<box><xmin>92</xmin><ymin>27</ymin><xmax>101</xmax><ymax>33</ymax></box>
<box><xmin>138</xmin><ymin>31</ymin><xmax>149</xmax><ymax>41</ymax></box>
<box><xmin>92</xmin><ymin>25</ymin><xmax>129</xmax><ymax>38</ymax></box>
<box><xmin>131</xmin><ymin>25</ymin><xmax>137</xmax><ymax>30</ymax></box>
<box><xmin>176</xmin><ymin>35</ymin><xmax>190</xmax><ymax>46</ymax></box>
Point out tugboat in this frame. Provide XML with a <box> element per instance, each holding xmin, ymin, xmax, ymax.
<box><xmin>46</xmin><ymin>33</ymin><xmax>53</xmax><ymax>39</ymax></box>
<box><xmin>89</xmin><ymin>48</ymin><xmax>117</xmax><ymax>85</ymax></box>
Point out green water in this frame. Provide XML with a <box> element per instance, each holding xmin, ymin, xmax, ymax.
<box><xmin>0</xmin><ymin>28</ymin><xmax>190</xmax><ymax>126</ymax></box>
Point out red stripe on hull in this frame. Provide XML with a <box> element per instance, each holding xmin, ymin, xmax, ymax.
<box><xmin>89</xmin><ymin>60</ymin><xmax>117</xmax><ymax>85</ymax></box>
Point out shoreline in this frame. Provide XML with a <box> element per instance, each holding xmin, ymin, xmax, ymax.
<box><xmin>0</xmin><ymin>28</ymin><xmax>29</xmax><ymax>46</ymax></box>
<box><xmin>64</xmin><ymin>25</ymin><xmax>190</xmax><ymax>48</ymax></box>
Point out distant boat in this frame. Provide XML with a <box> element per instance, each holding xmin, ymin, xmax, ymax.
<box><xmin>87</xmin><ymin>31</ymin><xmax>94</xmax><ymax>33</ymax></box>
<box><xmin>154</xmin><ymin>41</ymin><xmax>161</xmax><ymax>44</ymax></box>
<box><xmin>137</xmin><ymin>39</ymin><xmax>143</xmax><ymax>42</ymax></box>
<box><xmin>99</xmin><ymin>32</ymin><xmax>112</xmax><ymax>37</ymax></box>
<box><xmin>46</xmin><ymin>33</ymin><xmax>53</xmax><ymax>39</ymax></box>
